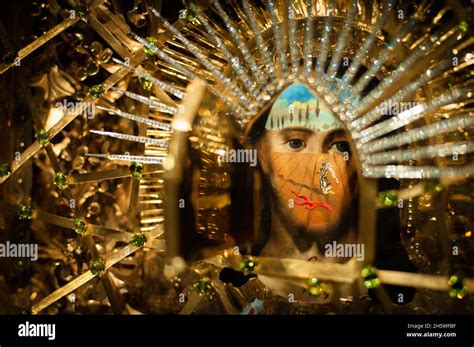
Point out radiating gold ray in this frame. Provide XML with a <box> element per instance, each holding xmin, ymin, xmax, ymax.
<box><xmin>31</xmin><ymin>224</ymin><xmax>164</xmax><ymax>314</ymax></box>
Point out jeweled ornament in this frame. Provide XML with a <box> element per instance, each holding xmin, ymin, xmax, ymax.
<box><xmin>53</xmin><ymin>172</ymin><xmax>68</xmax><ymax>190</ymax></box>
<box><xmin>72</xmin><ymin>219</ymin><xmax>87</xmax><ymax>235</ymax></box>
<box><xmin>90</xmin><ymin>258</ymin><xmax>106</xmax><ymax>276</ymax></box>
<box><xmin>130</xmin><ymin>233</ymin><xmax>147</xmax><ymax>248</ymax></box>
<box><xmin>18</xmin><ymin>205</ymin><xmax>32</xmax><ymax>220</ymax></box>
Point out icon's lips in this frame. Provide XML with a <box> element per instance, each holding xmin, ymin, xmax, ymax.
<box><xmin>291</xmin><ymin>190</ymin><xmax>333</xmax><ymax>210</ymax></box>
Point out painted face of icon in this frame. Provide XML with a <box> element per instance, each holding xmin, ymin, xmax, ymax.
<box><xmin>257</xmin><ymin>83</ymin><xmax>357</xmax><ymax>233</ymax></box>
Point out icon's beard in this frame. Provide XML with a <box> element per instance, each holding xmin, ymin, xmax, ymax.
<box><xmin>268</xmin><ymin>175</ymin><xmax>356</xmax><ymax>255</ymax></box>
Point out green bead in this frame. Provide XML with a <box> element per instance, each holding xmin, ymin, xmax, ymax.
<box><xmin>309</xmin><ymin>286</ymin><xmax>324</xmax><ymax>296</ymax></box>
<box><xmin>459</xmin><ymin>21</ymin><xmax>469</xmax><ymax>32</ymax></box>
<box><xmin>73</xmin><ymin>218</ymin><xmax>87</xmax><ymax>235</ymax></box>
<box><xmin>361</xmin><ymin>266</ymin><xmax>376</xmax><ymax>278</ymax></box>
<box><xmin>35</xmin><ymin>129</ymin><xmax>49</xmax><ymax>146</ymax></box>
<box><xmin>88</xmin><ymin>85</ymin><xmax>104</xmax><ymax>99</ymax></box>
<box><xmin>448</xmin><ymin>274</ymin><xmax>467</xmax><ymax>299</ymax></box>
<box><xmin>424</xmin><ymin>179</ymin><xmax>443</xmax><ymax>193</ymax></box>
<box><xmin>378</xmin><ymin>190</ymin><xmax>398</xmax><ymax>207</ymax></box>
<box><xmin>53</xmin><ymin>172</ymin><xmax>68</xmax><ymax>190</ymax></box>
<box><xmin>0</xmin><ymin>163</ymin><xmax>11</xmax><ymax>177</ymax></box>
<box><xmin>372</xmin><ymin>278</ymin><xmax>381</xmax><ymax>288</ymax></box>
<box><xmin>130</xmin><ymin>233</ymin><xmax>147</xmax><ymax>247</ymax></box>
<box><xmin>193</xmin><ymin>278</ymin><xmax>211</xmax><ymax>294</ymax></box>
<box><xmin>73</xmin><ymin>4</ymin><xmax>88</xmax><ymax>18</ymax></box>
<box><xmin>180</xmin><ymin>9</ymin><xmax>196</xmax><ymax>22</ymax></box>
<box><xmin>385</xmin><ymin>191</ymin><xmax>398</xmax><ymax>205</ymax></box>
<box><xmin>449</xmin><ymin>288</ymin><xmax>458</xmax><ymax>298</ymax></box>
<box><xmin>448</xmin><ymin>275</ymin><xmax>459</xmax><ymax>286</ymax></box>
<box><xmin>307</xmin><ymin>277</ymin><xmax>320</xmax><ymax>287</ymax></box>
<box><xmin>448</xmin><ymin>286</ymin><xmax>467</xmax><ymax>300</ymax></box>
<box><xmin>364</xmin><ymin>278</ymin><xmax>381</xmax><ymax>289</ymax></box>
<box><xmin>307</xmin><ymin>277</ymin><xmax>324</xmax><ymax>296</ymax></box>
<box><xmin>139</xmin><ymin>76</ymin><xmax>153</xmax><ymax>91</ymax></box>
<box><xmin>448</xmin><ymin>274</ymin><xmax>463</xmax><ymax>290</ymax></box>
<box><xmin>1</xmin><ymin>50</ymin><xmax>17</xmax><ymax>64</ymax></box>
<box><xmin>362</xmin><ymin>266</ymin><xmax>380</xmax><ymax>288</ymax></box>
<box><xmin>363</xmin><ymin>280</ymin><xmax>372</xmax><ymax>288</ymax></box>
<box><xmin>144</xmin><ymin>37</ymin><xmax>158</xmax><ymax>55</ymax></box>
<box><xmin>240</xmin><ymin>257</ymin><xmax>257</xmax><ymax>274</ymax></box>
<box><xmin>129</xmin><ymin>161</ymin><xmax>143</xmax><ymax>180</ymax></box>
<box><xmin>18</xmin><ymin>205</ymin><xmax>32</xmax><ymax>220</ymax></box>
<box><xmin>456</xmin><ymin>286</ymin><xmax>467</xmax><ymax>299</ymax></box>
<box><xmin>90</xmin><ymin>258</ymin><xmax>106</xmax><ymax>276</ymax></box>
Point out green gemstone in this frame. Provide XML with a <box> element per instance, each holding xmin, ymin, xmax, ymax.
<box><xmin>448</xmin><ymin>275</ymin><xmax>459</xmax><ymax>286</ymax></box>
<box><xmin>35</xmin><ymin>129</ymin><xmax>49</xmax><ymax>146</ymax></box>
<box><xmin>129</xmin><ymin>161</ymin><xmax>143</xmax><ymax>180</ymax></box>
<box><xmin>181</xmin><ymin>9</ymin><xmax>196</xmax><ymax>22</ymax></box>
<box><xmin>448</xmin><ymin>284</ymin><xmax>467</xmax><ymax>300</ymax></box>
<box><xmin>88</xmin><ymin>85</ymin><xmax>104</xmax><ymax>99</ymax></box>
<box><xmin>309</xmin><ymin>285</ymin><xmax>324</xmax><ymax>296</ymax></box>
<box><xmin>144</xmin><ymin>37</ymin><xmax>158</xmax><ymax>55</ymax></box>
<box><xmin>380</xmin><ymin>197</ymin><xmax>391</xmax><ymax>206</ymax></box>
<box><xmin>307</xmin><ymin>277</ymin><xmax>324</xmax><ymax>296</ymax></box>
<box><xmin>139</xmin><ymin>76</ymin><xmax>153</xmax><ymax>91</ymax></box>
<box><xmin>1</xmin><ymin>50</ymin><xmax>18</xmax><ymax>64</ymax></box>
<box><xmin>73</xmin><ymin>218</ymin><xmax>87</xmax><ymax>235</ymax></box>
<box><xmin>364</xmin><ymin>278</ymin><xmax>381</xmax><ymax>289</ymax></box>
<box><xmin>240</xmin><ymin>257</ymin><xmax>257</xmax><ymax>274</ymax></box>
<box><xmin>18</xmin><ymin>205</ymin><xmax>32</xmax><ymax>220</ymax></box>
<box><xmin>459</xmin><ymin>21</ymin><xmax>468</xmax><ymax>32</ymax></box>
<box><xmin>456</xmin><ymin>286</ymin><xmax>467</xmax><ymax>299</ymax></box>
<box><xmin>378</xmin><ymin>190</ymin><xmax>398</xmax><ymax>207</ymax></box>
<box><xmin>90</xmin><ymin>258</ymin><xmax>106</xmax><ymax>276</ymax></box>
<box><xmin>386</xmin><ymin>191</ymin><xmax>398</xmax><ymax>205</ymax></box>
<box><xmin>193</xmin><ymin>279</ymin><xmax>211</xmax><ymax>294</ymax></box>
<box><xmin>448</xmin><ymin>274</ymin><xmax>465</xmax><ymax>294</ymax></box>
<box><xmin>307</xmin><ymin>277</ymin><xmax>320</xmax><ymax>287</ymax></box>
<box><xmin>423</xmin><ymin>179</ymin><xmax>443</xmax><ymax>193</ymax></box>
<box><xmin>130</xmin><ymin>233</ymin><xmax>147</xmax><ymax>247</ymax></box>
<box><xmin>361</xmin><ymin>266</ymin><xmax>377</xmax><ymax>278</ymax></box>
<box><xmin>361</xmin><ymin>267</ymin><xmax>380</xmax><ymax>288</ymax></box>
<box><xmin>73</xmin><ymin>4</ymin><xmax>88</xmax><ymax>18</ymax></box>
<box><xmin>449</xmin><ymin>288</ymin><xmax>458</xmax><ymax>298</ymax></box>
<box><xmin>0</xmin><ymin>163</ymin><xmax>11</xmax><ymax>177</ymax></box>
<box><xmin>53</xmin><ymin>172</ymin><xmax>68</xmax><ymax>189</ymax></box>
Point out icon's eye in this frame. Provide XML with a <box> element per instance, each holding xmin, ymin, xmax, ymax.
<box><xmin>330</xmin><ymin>141</ymin><xmax>350</xmax><ymax>154</ymax></box>
<box><xmin>287</xmin><ymin>138</ymin><xmax>306</xmax><ymax>150</ymax></box>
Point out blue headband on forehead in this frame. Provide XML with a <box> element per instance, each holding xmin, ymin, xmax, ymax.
<box><xmin>265</xmin><ymin>83</ymin><xmax>342</xmax><ymax>131</ymax></box>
